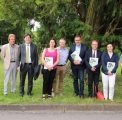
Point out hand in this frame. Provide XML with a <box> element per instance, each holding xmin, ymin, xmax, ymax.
<box><xmin>47</xmin><ymin>65</ymin><xmax>53</xmax><ymax>71</ymax></box>
<box><xmin>91</xmin><ymin>67</ymin><xmax>96</xmax><ymax>72</ymax></box>
<box><xmin>108</xmin><ymin>71</ymin><xmax>113</xmax><ymax>76</ymax></box>
<box><xmin>74</xmin><ymin>60</ymin><xmax>80</xmax><ymax>65</ymax></box>
<box><xmin>17</xmin><ymin>66</ymin><xmax>20</xmax><ymax>71</ymax></box>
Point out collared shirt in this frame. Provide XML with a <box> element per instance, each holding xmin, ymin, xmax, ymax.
<box><xmin>92</xmin><ymin>49</ymin><xmax>97</xmax><ymax>58</ymax></box>
<box><xmin>25</xmin><ymin>44</ymin><xmax>31</xmax><ymax>63</ymax></box>
<box><xmin>75</xmin><ymin>45</ymin><xmax>81</xmax><ymax>55</ymax></box>
<box><xmin>10</xmin><ymin>44</ymin><xmax>15</xmax><ymax>61</ymax></box>
<box><xmin>57</xmin><ymin>47</ymin><xmax>69</xmax><ymax>65</ymax></box>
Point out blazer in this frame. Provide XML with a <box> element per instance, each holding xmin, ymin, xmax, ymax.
<box><xmin>17</xmin><ymin>43</ymin><xmax>38</xmax><ymax>67</ymax></box>
<box><xmin>85</xmin><ymin>49</ymin><xmax>102</xmax><ymax>72</ymax></box>
<box><xmin>68</xmin><ymin>43</ymin><xmax>87</xmax><ymax>69</ymax></box>
<box><xmin>101</xmin><ymin>52</ymin><xmax>118</xmax><ymax>75</ymax></box>
<box><xmin>1</xmin><ymin>43</ymin><xmax>19</xmax><ymax>70</ymax></box>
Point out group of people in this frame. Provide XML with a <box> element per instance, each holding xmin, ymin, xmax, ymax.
<box><xmin>0</xmin><ymin>34</ymin><xmax>121</xmax><ymax>101</ymax></box>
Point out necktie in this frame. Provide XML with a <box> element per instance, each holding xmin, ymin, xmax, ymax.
<box><xmin>26</xmin><ymin>46</ymin><xmax>29</xmax><ymax>63</ymax></box>
<box><xmin>93</xmin><ymin>50</ymin><xmax>95</xmax><ymax>58</ymax></box>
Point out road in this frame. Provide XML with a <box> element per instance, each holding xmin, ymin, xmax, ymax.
<box><xmin>0</xmin><ymin>111</ymin><xmax>122</xmax><ymax>120</ymax></box>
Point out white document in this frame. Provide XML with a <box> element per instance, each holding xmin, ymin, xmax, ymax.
<box><xmin>89</xmin><ymin>57</ymin><xmax>98</xmax><ymax>67</ymax></box>
<box><xmin>44</xmin><ymin>57</ymin><xmax>53</xmax><ymax>69</ymax></box>
<box><xmin>107</xmin><ymin>62</ymin><xmax>115</xmax><ymax>72</ymax></box>
<box><xmin>71</xmin><ymin>51</ymin><xmax>82</xmax><ymax>61</ymax></box>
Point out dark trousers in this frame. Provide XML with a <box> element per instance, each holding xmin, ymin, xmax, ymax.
<box><xmin>88</xmin><ymin>70</ymin><xmax>100</xmax><ymax>97</ymax></box>
<box><xmin>20</xmin><ymin>63</ymin><xmax>34</xmax><ymax>95</ymax></box>
<box><xmin>42</xmin><ymin>69</ymin><xmax>56</xmax><ymax>95</ymax></box>
<box><xmin>72</xmin><ymin>68</ymin><xmax>84</xmax><ymax>97</ymax></box>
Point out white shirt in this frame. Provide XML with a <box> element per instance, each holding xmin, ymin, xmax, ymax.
<box><xmin>25</xmin><ymin>44</ymin><xmax>31</xmax><ymax>63</ymax></box>
<box><xmin>75</xmin><ymin>45</ymin><xmax>81</xmax><ymax>55</ymax></box>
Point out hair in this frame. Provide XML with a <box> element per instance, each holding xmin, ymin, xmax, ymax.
<box><xmin>107</xmin><ymin>42</ymin><xmax>113</xmax><ymax>46</ymax></box>
<box><xmin>59</xmin><ymin>38</ymin><xmax>66</xmax><ymax>43</ymax></box>
<box><xmin>49</xmin><ymin>39</ymin><xmax>57</xmax><ymax>47</ymax></box>
<box><xmin>107</xmin><ymin>42</ymin><xmax>115</xmax><ymax>50</ymax></box>
<box><xmin>8</xmin><ymin>34</ymin><xmax>15</xmax><ymax>41</ymax></box>
<box><xmin>74</xmin><ymin>35</ymin><xmax>82</xmax><ymax>39</ymax></box>
<box><xmin>24</xmin><ymin>33</ymin><xmax>31</xmax><ymax>38</ymax></box>
<box><xmin>91</xmin><ymin>40</ymin><xmax>99</xmax><ymax>44</ymax></box>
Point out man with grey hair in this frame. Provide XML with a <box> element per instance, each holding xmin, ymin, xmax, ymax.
<box><xmin>1</xmin><ymin>34</ymin><xmax>19</xmax><ymax>95</ymax></box>
<box><xmin>52</xmin><ymin>38</ymin><xmax>69</xmax><ymax>97</ymax></box>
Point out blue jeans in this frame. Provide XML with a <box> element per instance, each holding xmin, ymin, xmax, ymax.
<box><xmin>72</xmin><ymin>68</ymin><xmax>84</xmax><ymax>96</ymax></box>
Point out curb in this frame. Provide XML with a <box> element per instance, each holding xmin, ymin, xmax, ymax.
<box><xmin>0</xmin><ymin>104</ymin><xmax>122</xmax><ymax>111</ymax></box>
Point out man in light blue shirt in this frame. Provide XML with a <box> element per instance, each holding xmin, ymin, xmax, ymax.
<box><xmin>52</xmin><ymin>38</ymin><xmax>69</xmax><ymax>97</ymax></box>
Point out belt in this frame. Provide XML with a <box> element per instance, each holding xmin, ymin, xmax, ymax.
<box><xmin>25</xmin><ymin>63</ymin><xmax>32</xmax><ymax>65</ymax></box>
<box><xmin>57</xmin><ymin>64</ymin><xmax>65</xmax><ymax>66</ymax></box>
<box><xmin>10</xmin><ymin>61</ymin><xmax>15</xmax><ymax>62</ymax></box>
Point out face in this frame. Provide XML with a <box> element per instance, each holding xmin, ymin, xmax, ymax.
<box><xmin>91</xmin><ymin>41</ymin><xmax>98</xmax><ymax>50</ymax></box>
<box><xmin>24</xmin><ymin>35</ymin><xmax>31</xmax><ymax>44</ymax></box>
<box><xmin>74</xmin><ymin>37</ymin><xmax>81</xmax><ymax>46</ymax></box>
<box><xmin>9</xmin><ymin>36</ymin><xmax>15</xmax><ymax>46</ymax></box>
<box><xmin>49</xmin><ymin>40</ymin><xmax>55</xmax><ymax>48</ymax></box>
<box><xmin>59</xmin><ymin>39</ymin><xmax>65</xmax><ymax>48</ymax></box>
<box><xmin>107</xmin><ymin>44</ymin><xmax>113</xmax><ymax>52</ymax></box>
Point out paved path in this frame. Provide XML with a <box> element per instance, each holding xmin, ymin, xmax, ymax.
<box><xmin>0</xmin><ymin>111</ymin><xmax>122</xmax><ymax>120</ymax></box>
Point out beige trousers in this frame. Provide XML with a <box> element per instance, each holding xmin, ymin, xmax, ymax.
<box><xmin>52</xmin><ymin>66</ymin><xmax>66</xmax><ymax>94</ymax></box>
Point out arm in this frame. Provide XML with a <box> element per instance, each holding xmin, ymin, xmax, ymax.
<box><xmin>94</xmin><ymin>52</ymin><xmax>102</xmax><ymax>69</ymax></box>
<box><xmin>79</xmin><ymin>45</ymin><xmax>88</xmax><ymax>66</ymax></box>
<box><xmin>101</xmin><ymin>53</ymin><xmax>108</xmax><ymax>74</ymax></box>
<box><xmin>68</xmin><ymin>47</ymin><xmax>74</xmax><ymax>64</ymax></box>
<box><xmin>53</xmin><ymin>50</ymin><xmax>59</xmax><ymax>67</ymax></box>
<box><xmin>111</xmin><ymin>54</ymin><xmax>118</xmax><ymax>73</ymax></box>
<box><xmin>16</xmin><ymin>45</ymin><xmax>21</xmax><ymax>67</ymax></box>
<box><xmin>34</xmin><ymin>45</ymin><xmax>38</xmax><ymax>66</ymax></box>
<box><xmin>41</xmin><ymin>49</ymin><xmax>46</xmax><ymax>66</ymax></box>
<box><xmin>85</xmin><ymin>50</ymin><xmax>92</xmax><ymax>70</ymax></box>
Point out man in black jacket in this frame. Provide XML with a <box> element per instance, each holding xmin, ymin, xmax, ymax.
<box><xmin>69</xmin><ymin>35</ymin><xmax>87</xmax><ymax>98</ymax></box>
<box><xmin>17</xmin><ymin>33</ymin><xmax>38</xmax><ymax>97</ymax></box>
<box><xmin>85</xmin><ymin>40</ymin><xmax>102</xmax><ymax>98</ymax></box>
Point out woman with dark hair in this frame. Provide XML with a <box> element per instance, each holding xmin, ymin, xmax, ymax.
<box><xmin>101</xmin><ymin>43</ymin><xmax>118</xmax><ymax>101</ymax></box>
<box><xmin>41</xmin><ymin>39</ymin><xmax>59</xmax><ymax>99</ymax></box>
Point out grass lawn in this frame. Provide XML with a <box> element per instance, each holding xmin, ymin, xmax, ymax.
<box><xmin>0</xmin><ymin>59</ymin><xmax>122</xmax><ymax>105</ymax></box>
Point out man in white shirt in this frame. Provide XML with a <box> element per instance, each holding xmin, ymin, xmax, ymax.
<box><xmin>85</xmin><ymin>40</ymin><xmax>102</xmax><ymax>98</ymax></box>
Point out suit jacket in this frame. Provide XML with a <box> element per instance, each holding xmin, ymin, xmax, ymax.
<box><xmin>68</xmin><ymin>43</ymin><xmax>87</xmax><ymax>69</ymax></box>
<box><xmin>101</xmin><ymin>52</ymin><xmax>118</xmax><ymax>75</ymax></box>
<box><xmin>17</xmin><ymin>43</ymin><xmax>38</xmax><ymax>68</ymax></box>
<box><xmin>1</xmin><ymin>43</ymin><xmax>19</xmax><ymax>70</ymax></box>
<box><xmin>85</xmin><ymin>49</ymin><xmax>102</xmax><ymax>72</ymax></box>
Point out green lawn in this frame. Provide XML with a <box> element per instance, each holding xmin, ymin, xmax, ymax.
<box><xmin>0</xmin><ymin>59</ymin><xmax>122</xmax><ymax>105</ymax></box>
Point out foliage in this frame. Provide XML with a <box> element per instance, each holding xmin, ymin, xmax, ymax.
<box><xmin>0</xmin><ymin>0</ymin><xmax>121</xmax><ymax>50</ymax></box>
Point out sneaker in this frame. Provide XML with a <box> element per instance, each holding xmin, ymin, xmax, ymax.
<box><xmin>48</xmin><ymin>95</ymin><xmax>52</xmax><ymax>99</ymax></box>
<box><xmin>42</xmin><ymin>94</ymin><xmax>46</xmax><ymax>99</ymax></box>
<box><xmin>4</xmin><ymin>94</ymin><xmax>7</xmax><ymax>96</ymax></box>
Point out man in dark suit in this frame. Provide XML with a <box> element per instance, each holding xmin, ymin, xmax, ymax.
<box><xmin>69</xmin><ymin>35</ymin><xmax>87</xmax><ymax>98</ymax></box>
<box><xmin>85</xmin><ymin>40</ymin><xmax>102</xmax><ymax>98</ymax></box>
<box><xmin>17</xmin><ymin>33</ymin><xmax>38</xmax><ymax>97</ymax></box>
